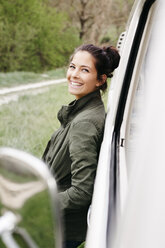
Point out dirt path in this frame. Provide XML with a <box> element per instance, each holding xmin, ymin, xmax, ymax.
<box><xmin>0</xmin><ymin>78</ymin><xmax>66</xmax><ymax>105</ymax></box>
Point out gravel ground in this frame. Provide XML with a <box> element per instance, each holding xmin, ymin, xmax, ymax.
<box><xmin>0</xmin><ymin>78</ymin><xmax>66</xmax><ymax>105</ymax></box>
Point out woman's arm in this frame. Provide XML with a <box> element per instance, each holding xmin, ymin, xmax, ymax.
<box><xmin>58</xmin><ymin>121</ymin><xmax>102</xmax><ymax>211</ymax></box>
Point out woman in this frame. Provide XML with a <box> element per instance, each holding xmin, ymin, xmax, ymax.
<box><xmin>42</xmin><ymin>44</ymin><xmax>120</xmax><ymax>248</ymax></box>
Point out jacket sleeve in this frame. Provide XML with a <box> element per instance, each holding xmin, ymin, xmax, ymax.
<box><xmin>58</xmin><ymin>120</ymin><xmax>101</xmax><ymax>211</ymax></box>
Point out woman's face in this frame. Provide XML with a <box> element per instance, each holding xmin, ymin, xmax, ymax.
<box><xmin>67</xmin><ymin>51</ymin><xmax>101</xmax><ymax>99</ymax></box>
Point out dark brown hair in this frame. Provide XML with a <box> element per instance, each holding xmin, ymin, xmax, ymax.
<box><xmin>70</xmin><ymin>44</ymin><xmax>120</xmax><ymax>92</ymax></box>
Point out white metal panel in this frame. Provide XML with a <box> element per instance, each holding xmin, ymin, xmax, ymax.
<box><xmin>119</xmin><ymin>0</ymin><xmax>156</xmax><ymax>212</ymax></box>
<box><xmin>113</xmin><ymin>0</ymin><xmax>165</xmax><ymax>247</ymax></box>
<box><xmin>85</xmin><ymin>1</ymin><xmax>148</xmax><ymax>247</ymax></box>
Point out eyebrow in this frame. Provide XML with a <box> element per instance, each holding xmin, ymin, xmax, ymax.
<box><xmin>70</xmin><ymin>62</ymin><xmax>92</xmax><ymax>69</ymax></box>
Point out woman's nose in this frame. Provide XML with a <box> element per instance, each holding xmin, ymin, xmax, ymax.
<box><xmin>72</xmin><ymin>68</ymin><xmax>80</xmax><ymax>78</ymax></box>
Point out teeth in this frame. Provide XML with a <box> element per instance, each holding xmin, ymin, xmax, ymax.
<box><xmin>71</xmin><ymin>82</ymin><xmax>82</xmax><ymax>86</ymax></box>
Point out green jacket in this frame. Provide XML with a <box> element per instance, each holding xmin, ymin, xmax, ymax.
<box><xmin>43</xmin><ymin>90</ymin><xmax>105</xmax><ymax>241</ymax></box>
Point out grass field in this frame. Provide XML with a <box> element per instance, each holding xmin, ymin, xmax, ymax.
<box><xmin>0</xmin><ymin>66</ymin><xmax>109</xmax><ymax>158</ymax></box>
<box><xmin>0</xmin><ymin>68</ymin><xmax>66</xmax><ymax>88</ymax></box>
<box><xmin>0</xmin><ymin>82</ymin><xmax>108</xmax><ymax>158</ymax></box>
<box><xmin>0</xmin><ymin>83</ymin><xmax>73</xmax><ymax>157</ymax></box>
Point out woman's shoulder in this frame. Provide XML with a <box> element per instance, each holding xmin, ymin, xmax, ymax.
<box><xmin>72</xmin><ymin>103</ymin><xmax>106</xmax><ymax>134</ymax></box>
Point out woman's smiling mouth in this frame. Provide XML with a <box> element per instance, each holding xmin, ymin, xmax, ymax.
<box><xmin>70</xmin><ymin>81</ymin><xmax>83</xmax><ymax>88</ymax></box>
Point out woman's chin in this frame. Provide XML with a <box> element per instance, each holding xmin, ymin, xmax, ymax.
<box><xmin>68</xmin><ymin>86</ymin><xmax>80</xmax><ymax>96</ymax></box>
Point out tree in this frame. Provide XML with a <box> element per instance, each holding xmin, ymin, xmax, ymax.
<box><xmin>105</xmin><ymin>0</ymin><xmax>134</xmax><ymax>44</ymax></box>
<box><xmin>50</xmin><ymin>0</ymin><xmax>113</xmax><ymax>44</ymax></box>
<box><xmin>49</xmin><ymin>0</ymin><xmax>134</xmax><ymax>45</ymax></box>
<box><xmin>0</xmin><ymin>0</ymin><xmax>80</xmax><ymax>72</ymax></box>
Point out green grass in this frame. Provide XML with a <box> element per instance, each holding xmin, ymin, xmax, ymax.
<box><xmin>0</xmin><ymin>83</ymin><xmax>74</xmax><ymax>158</ymax></box>
<box><xmin>0</xmin><ymin>83</ymin><xmax>108</xmax><ymax>158</ymax></box>
<box><xmin>0</xmin><ymin>67</ymin><xmax>67</xmax><ymax>88</ymax></box>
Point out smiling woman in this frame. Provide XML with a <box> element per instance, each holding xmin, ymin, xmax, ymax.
<box><xmin>67</xmin><ymin>51</ymin><xmax>101</xmax><ymax>99</ymax></box>
<box><xmin>42</xmin><ymin>44</ymin><xmax>120</xmax><ymax>248</ymax></box>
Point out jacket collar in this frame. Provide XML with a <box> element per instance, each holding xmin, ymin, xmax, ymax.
<box><xmin>57</xmin><ymin>90</ymin><xmax>101</xmax><ymax>126</ymax></box>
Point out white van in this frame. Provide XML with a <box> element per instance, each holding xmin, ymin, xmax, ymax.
<box><xmin>86</xmin><ymin>0</ymin><xmax>165</xmax><ymax>247</ymax></box>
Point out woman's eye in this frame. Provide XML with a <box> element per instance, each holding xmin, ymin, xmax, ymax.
<box><xmin>69</xmin><ymin>65</ymin><xmax>75</xmax><ymax>69</ymax></box>
<box><xmin>82</xmin><ymin>68</ymin><xmax>89</xmax><ymax>73</ymax></box>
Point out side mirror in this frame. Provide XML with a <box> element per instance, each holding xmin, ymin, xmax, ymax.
<box><xmin>0</xmin><ymin>147</ymin><xmax>63</xmax><ymax>248</ymax></box>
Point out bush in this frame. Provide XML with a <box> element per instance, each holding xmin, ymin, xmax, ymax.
<box><xmin>0</xmin><ymin>0</ymin><xmax>80</xmax><ymax>72</ymax></box>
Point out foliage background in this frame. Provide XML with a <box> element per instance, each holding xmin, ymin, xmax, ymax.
<box><xmin>0</xmin><ymin>0</ymin><xmax>80</xmax><ymax>72</ymax></box>
<box><xmin>0</xmin><ymin>0</ymin><xmax>134</xmax><ymax>73</ymax></box>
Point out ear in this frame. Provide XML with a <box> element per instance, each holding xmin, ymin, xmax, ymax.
<box><xmin>96</xmin><ymin>74</ymin><xmax>107</xmax><ymax>87</ymax></box>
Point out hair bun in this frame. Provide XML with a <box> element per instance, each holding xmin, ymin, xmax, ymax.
<box><xmin>103</xmin><ymin>46</ymin><xmax>120</xmax><ymax>71</ymax></box>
